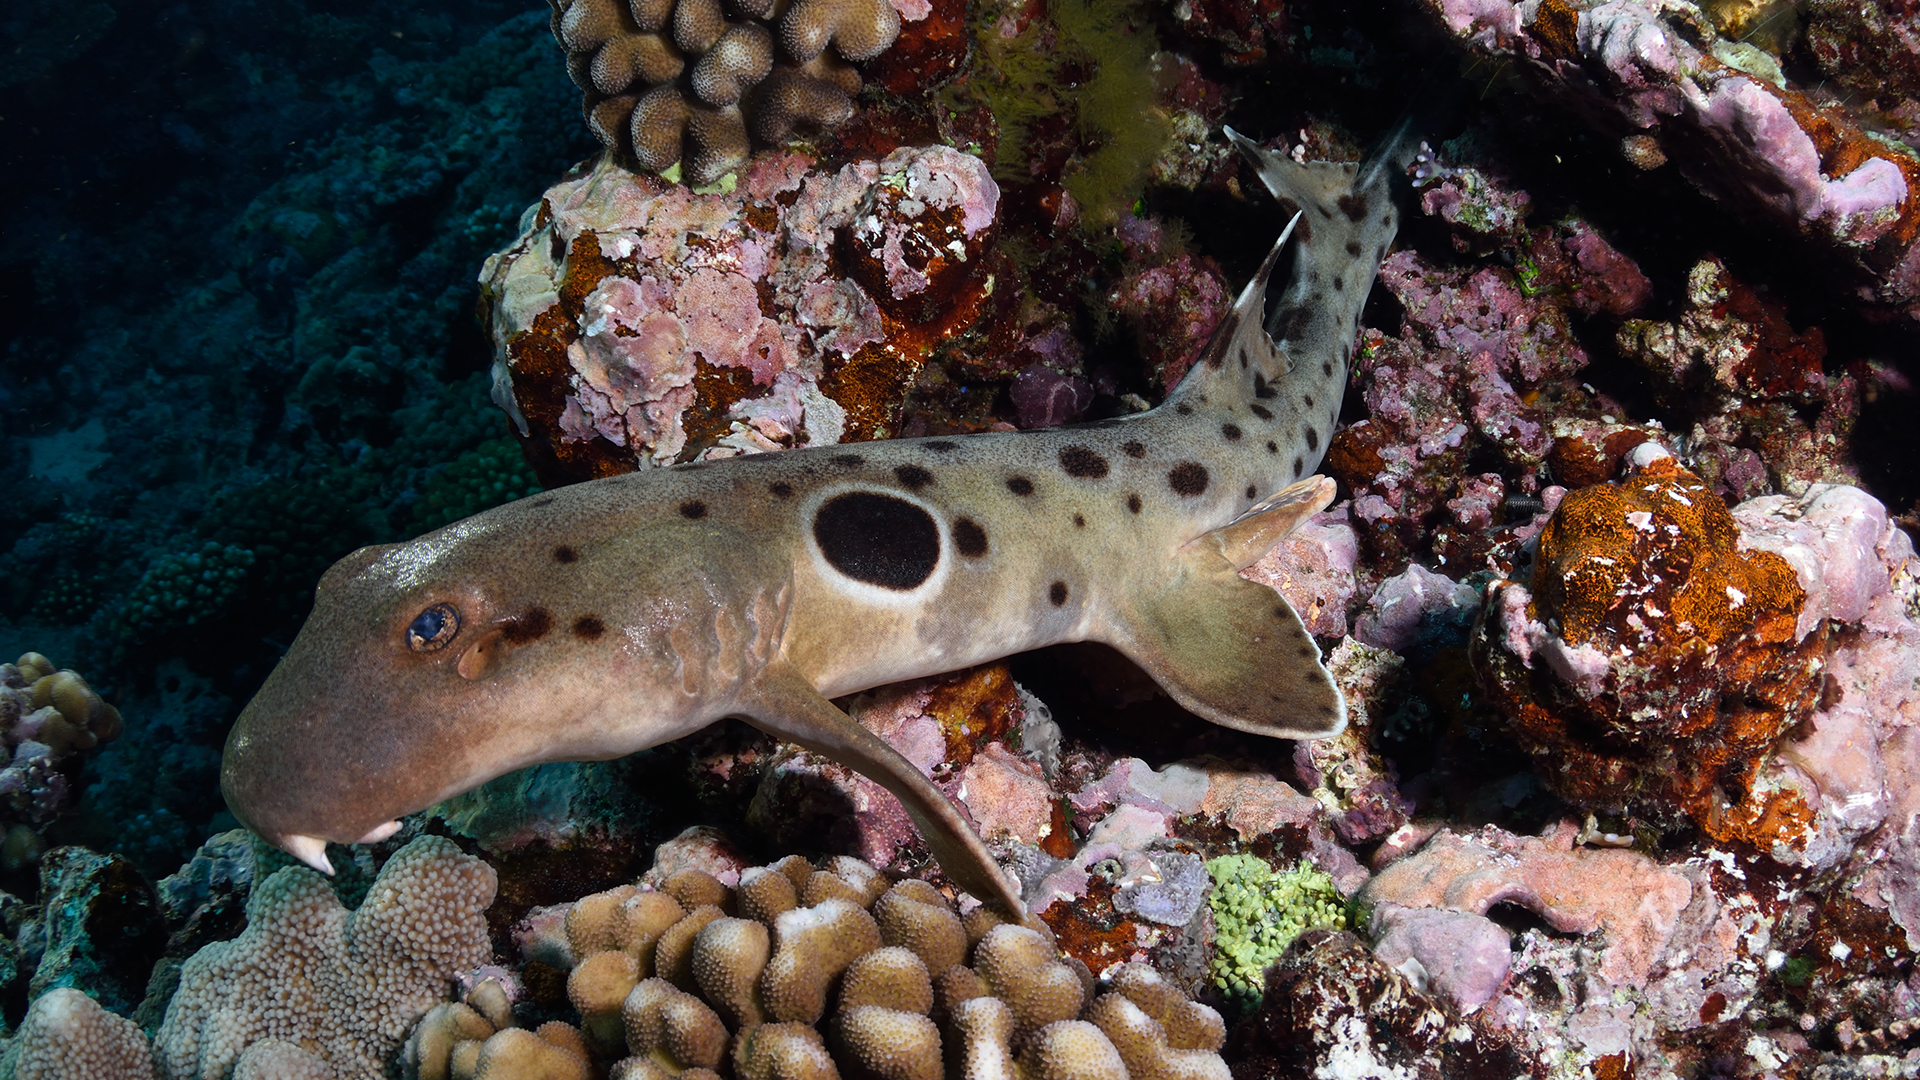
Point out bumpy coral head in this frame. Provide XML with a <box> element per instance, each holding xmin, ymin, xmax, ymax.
<box><xmin>223</xmin><ymin>485</ymin><xmax>791</xmax><ymax>873</ymax></box>
<box><xmin>553</xmin><ymin>0</ymin><xmax>899</xmax><ymax>184</ymax></box>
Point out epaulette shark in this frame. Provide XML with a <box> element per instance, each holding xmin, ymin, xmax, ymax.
<box><xmin>221</xmin><ymin>128</ymin><xmax>1413</xmax><ymax>914</ymax></box>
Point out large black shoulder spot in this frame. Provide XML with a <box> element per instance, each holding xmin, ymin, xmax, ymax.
<box><xmin>812</xmin><ymin>491</ymin><xmax>942</xmax><ymax>591</ymax></box>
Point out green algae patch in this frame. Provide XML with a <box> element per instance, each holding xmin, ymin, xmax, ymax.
<box><xmin>1205</xmin><ymin>854</ymin><xmax>1347</xmax><ymax>1011</ymax></box>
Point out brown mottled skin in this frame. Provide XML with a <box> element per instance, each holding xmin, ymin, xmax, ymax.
<box><xmin>221</xmin><ymin>132</ymin><xmax>1410</xmax><ymax>913</ymax></box>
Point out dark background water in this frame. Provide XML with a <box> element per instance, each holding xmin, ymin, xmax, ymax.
<box><xmin>0</xmin><ymin>0</ymin><xmax>594</xmax><ymax>877</ymax></box>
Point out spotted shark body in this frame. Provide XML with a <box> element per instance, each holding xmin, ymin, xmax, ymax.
<box><xmin>221</xmin><ymin>131</ymin><xmax>1410</xmax><ymax>913</ymax></box>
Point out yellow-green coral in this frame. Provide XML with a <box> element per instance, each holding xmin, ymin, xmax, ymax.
<box><xmin>1204</xmin><ymin>855</ymin><xmax>1346</xmax><ymax>1009</ymax></box>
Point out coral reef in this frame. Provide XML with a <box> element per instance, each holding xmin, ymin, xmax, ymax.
<box><xmin>1225</xmin><ymin>929</ymin><xmax>1536</xmax><ymax>1080</ymax></box>
<box><xmin>551</xmin><ymin>0</ymin><xmax>903</xmax><ymax>184</ymax></box>
<box><xmin>1414</xmin><ymin>0</ymin><xmax>1920</xmax><ymax>321</ymax></box>
<box><xmin>483</xmin><ymin>145</ymin><xmax>999</xmax><ymax>478</ymax></box>
<box><xmin>0</xmin><ymin>655</ymin><xmax>122</xmax><ymax>867</ymax></box>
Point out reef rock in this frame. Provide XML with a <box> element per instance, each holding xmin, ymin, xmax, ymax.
<box><xmin>1474</xmin><ymin>450</ymin><xmax>1827</xmax><ymax>839</ymax></box>
<box><xmin>482</xmin><ymin>146</ymin><xmax>998</xmax><ymax>482</ymax></box>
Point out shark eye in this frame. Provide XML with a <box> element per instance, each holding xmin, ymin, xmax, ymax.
<box><xmin>406</xmin><ymin>604</ymin><xmax>460</xmax><ymax>652</ymax></box>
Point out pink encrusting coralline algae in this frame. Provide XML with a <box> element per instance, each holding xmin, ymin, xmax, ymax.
<box><xmin>481</xmin><ymin>145</ymin><xmax>999</xmax><ymax>467</ymax></box>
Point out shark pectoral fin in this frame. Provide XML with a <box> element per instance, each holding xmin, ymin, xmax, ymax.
<box><xmin>734</xmin><ymin>663</ymin><xmax>1026</xmax><ymax>915</ymax></box>
<box><xmin>1104</xmin><ymin>548</ymin><xmax>1346</xmax><ymax>741</ymax></box>
<box><xmin>1202</xmin><ymin>475</ymin><xmax>1338</xmax><ymax>571</ymax></box>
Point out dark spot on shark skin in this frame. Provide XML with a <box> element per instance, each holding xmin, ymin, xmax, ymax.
<box><xmin>1222</xmin><ymin>423</ymin><xmax>1242</xmax><ymax>441</ymax></box>
<box><xmin>1073</xmin><ymin>514</ymin><xmax>1086</xmax><ymax>528</ymax></box>
<box><xmin>502</xmin><ymin>607</ymin><xmax>554</xmax><ymax>645</ymax></box>
<box><xmin>1167</xmin><ymin>462</ymin><xmax>1209</xmax><ymax>497</ymax></box>
<box><xmin>813</xmin><ymin>492</ymin><xmax>941</xmax><ymax>590</ymax></box>
<box><xmin>1294</xmin><ymin>457</ymin><xmax>1304</xmax><ymax>477</ymax></box>
<box><xmin>1176</xmin><ymin>403</ymin><xmax>1194</xmax><ymax>416</ymax></box>
<box><xmin>894</xmin><ymin>464</ymin><xmax>935</xmax><ymax>491</ymax></box>
<box><xmin>1274</xmin><ymin>306</ymin><xmax>1313</xmax><ymax>341</ymax></box>
<box><xmin>832</xmin><ymin>454</ymin><xmax>866</xmax><ymax>468</ymax></box>
<box><xmin>1303</xmin><ymin>394</ymin><xmax>1314</xmax><ymax>408</ymax></box>
<box><xmin>1305</xmin><ymin>428</ymin><xmax>1319</xmax><ymax>451</ymax></box>
<box><xmin>1323</xmin><ymin>361</ymin><xmax>1333</xmax><ymax>376</ymax></box>
<box><xmin>572</xmin><ymin>616</ymin><xmax>606</xmax><ymax>640</ymax></box>
<box><xmin>553</xmin><ymin>545</ymin><xmax>579</xmax><ymax>563</ymax></box>
<box><xmin>1250</xmin><ymin>404</ymin><xmax>1273</xmax><ymax>420</ymax></box>
<box><xmin>1345</xmin><ymin>240</ymin><xmax>1361</xmax><ymax>256</ymax></box>
<box><xmin>1059</xmin><ymin>446</ymin><xmax>1110</xmax><ymax>479</ymax></box>
<box><xmin>1298</xmin><ymin>645</ymin><xmax>1314</xmax><ymax>658</ymax></box>
<box><xmin>1253</xmin><ymin>373</ymin><xmax>1278</xmax><ymax>400</ymax></box>
<box><xmin>1246</xmin><ymin>483</ymin><xmax>1258</xmax><ymax>499</ymax></box>
<box><xmin>1007</xmin><ymin>476</ymin><xmax>1035</xmax><ymax>496</ymax></box>
<box><xmin>679</xmin><ymin>500</ymin><xmax>708</xmax><ymax>519</ymax></box>
<box><xmin>531</xmin><ymin>496</ymin><xmax>556</xmax><ymax>508</ymax></box>
<box><xmin>1333</xmin><ymin>276</ymin><xmax>1345</xmax><ymax>292</ymax></box>
<box><xmin>770</xmin><ymin>481</ymin><xmax>795</xmax><ymax>498</ymax></box>
<box><xmin>924</xmin><ymin>440</ymin><xmax>958</xmax><ymax>453</ymax></box>
<box><xmin>953</xmin><ymin>517</ymin><xmax>989</xmax><ymax>558</ymax></box>
<box><xmin>1337</xmin><ymin>193</ymin><xmax>1371</xmax><ymax>222</ymax></box>
<box><xmin>1381</xmin><ymin>212</ymin><xmax>1392</xmax><ymax>226</ymax></box>
<box><xmin>1122</xmin><ymin>441</ymin><xmax>1146</xmax><ymax>458</ymax></box>
<box><xmin>1049</xmin><ymin>581</ymin><xmax>1069</xmax><ymax>606</ymax></box>
<box><xmin>1321</xmin><ymin>705</ymin><xmax>1338</xmax><ymax>720</ymax></box>
<box><xmin>1127</xmin><ymin>494</ymin><xmax>1142</xmax><ymax>514</ymax></box>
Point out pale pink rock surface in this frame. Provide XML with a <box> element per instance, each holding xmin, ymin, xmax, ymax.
<box><xmin>956</xmin><ymin>743</ymin><xmax>1056</xmax><ymax>846</ymax></box>
<box><xmin>639</xmin><ymin>824</ymin><xmax>752</xmax><ymax>889</ymax></box>
<box><xmin>1240</xmin><ymin>507</ymin><xmax>1359</xmax><ymax>638</ymax></box>
<box><xmin>1353</xmin><ymin>563</ymin><xmax>1481</xmax><ymax>654</ymax></box>
<box><xmin>1369</xmin><ymin>906</ymin><xmax>1512</xmax><ymax>1011</ymax></box>
<box><xmin>1361</xmin><ymin>824</ymin><xmax>1693</xmax><ymax>986</ymax></box>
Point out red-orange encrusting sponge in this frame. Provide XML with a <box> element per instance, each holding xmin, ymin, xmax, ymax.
<box><xmin>1474</xmin><ymin>453</ymin><xmax>1826</xmax><ymax>844</ymax></box>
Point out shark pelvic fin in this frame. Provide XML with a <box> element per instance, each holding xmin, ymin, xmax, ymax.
<box><xmin>1101</xmin><ymin>531</ymin><xmax>1347</xmax><ymax>741</ymax></box>
<box><xmin>1201</xmin><ymin>474</ymin><xmax>1337</xmax><ymax>571</ymax></box>
<box><xmin>734</xmin><ymin>663</ymin><xmax>1026</xmax><ymax>914</ymax></box>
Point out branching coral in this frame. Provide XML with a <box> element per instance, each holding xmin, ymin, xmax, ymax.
<box><xmin>541</xmin><ymin>852</ymin><xmax>1228</xmax><ymax>1080</ymax></box>
<box><xmin>552</xmin><ymin>0</ymin><xmax>899</xmax><ymax>184</ymax></box>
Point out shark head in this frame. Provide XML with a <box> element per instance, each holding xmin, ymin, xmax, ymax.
<box><xmin>220</xmin><ymin>498</ymin><xmax>773</xmax><ymax>873</ymax></box>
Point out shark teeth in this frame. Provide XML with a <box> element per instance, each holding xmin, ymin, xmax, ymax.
<box><xmin>281</xmin><ymin>834</ymin><xmax>334</xmax><ymax>875</ymax></box>
<box><xmin>355</xmin><ymin>820</ymin><xmax>403</xmax><ymax>845</ymax></box>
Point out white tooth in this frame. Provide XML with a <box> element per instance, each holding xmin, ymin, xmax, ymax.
<box><xmin>282</xmin><ymin>834</ymin><xmax>334</xmax><ymax>875</ymax></box>
<box><xmin>355</xmin><ymin>821</ymin><xmax>402</xmax><ymax>845</ymax></box>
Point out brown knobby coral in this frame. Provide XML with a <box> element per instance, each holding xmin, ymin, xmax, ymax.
<box><xmin>543</xmin><ymin>854</ymin><xmax>1228</xmax><ymax>1080</ymax></box>
<box><xmin>1473</xmin><ymin>452</ymin><xmax>1826</xmax><ymax>840</ymax></box>
<box><xmin>552</xmin><ymin>0</ymin><xmax>898</xmax><ymax>184</ymax></box>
